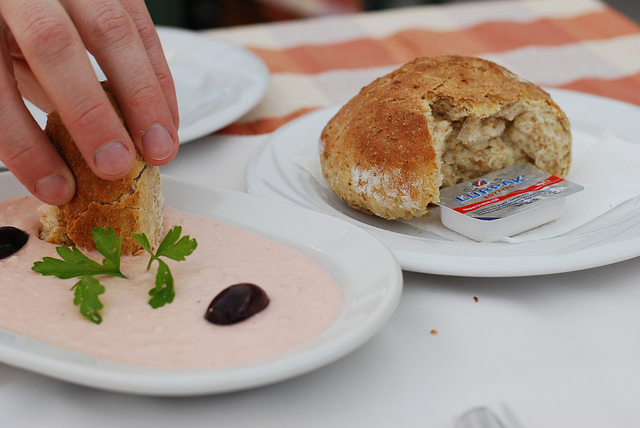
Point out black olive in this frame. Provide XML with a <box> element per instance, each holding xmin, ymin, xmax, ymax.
<box><xmin>0</xmin><ymin>226</ymin><xmax>29</xmax><ymax>259</ymax></box>
<box><xmin>205</xmin><ymin>283</ymin><xmax>270</xmax><ymax>325</ymax></box>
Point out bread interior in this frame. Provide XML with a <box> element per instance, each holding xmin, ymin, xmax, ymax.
<box><xmin>422</xmin><ymin>96</ymin><xmax>568</xmax><ymax>189</ymax></box>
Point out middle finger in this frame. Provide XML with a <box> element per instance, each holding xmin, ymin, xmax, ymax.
<box><xmin>62</xmin><ymin>0</ymin><xmax>179</xmax><ymax>164</ymax></box>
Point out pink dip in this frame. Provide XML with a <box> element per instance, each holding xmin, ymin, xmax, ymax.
<box><xmin>0</xmin><ymin>196</ymin><xmax>342</xmax><ymax>370</ymax></box>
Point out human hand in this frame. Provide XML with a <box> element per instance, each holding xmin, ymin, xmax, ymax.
<box><xmin>0</xmin><ymin>0</ymin><xmax>179</xmax><ymax>205</ymax></box>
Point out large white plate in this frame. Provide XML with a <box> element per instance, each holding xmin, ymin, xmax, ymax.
<box><xmin>0</xmin><ymin>172</ymin><xmax>402</xmax><ymax>396</ymax></box>
<box><xmin>245</xmin><ymin>89</ymin><xmax>640</xmax><ymax>277</ymax></box>
<box><xmin>24</xmin><ymin>26</ymin><xmax>269</xmax><ymax>143</ymax></box>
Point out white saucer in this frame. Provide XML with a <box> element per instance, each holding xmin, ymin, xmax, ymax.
<box><xmin>246</xmin><ymin>89</ymin><xmax>640</xmax><ymax>277</ymax></box>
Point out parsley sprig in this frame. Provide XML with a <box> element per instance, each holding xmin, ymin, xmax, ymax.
<box><xmin>32</xmin><ymin>227</ymin><xmax>125</xmax><ymax>280</ymax></box>
<box><xmin>32</xmin><ymin>226</ymin><xmax>197</xmax><ymax>324</ymax></box>
<box><xmin>32</xmin><ymin>227</ymin><xmax>124</xmax><ymax>324</ymax></box>
<box><xmin>134</xmin><ymin>226</ymin><xmax>198</xmax><ymax>308</ymax></box>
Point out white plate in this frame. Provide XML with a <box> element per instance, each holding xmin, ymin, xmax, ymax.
<box><xmin>245</xmin><ymin>89</ymin><xmax>640</xmax><ymax>277</ymax></box>
<box><xmin>24</xmin><ymin>26</ymin><xmax>269</xmax><ymax>144</ymax></box>
<box><xmin>0</xmin><ymin>172</ymin><xmax>402</xmax><ymax>396</ymax></box>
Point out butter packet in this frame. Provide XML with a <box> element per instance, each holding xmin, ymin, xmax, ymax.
<box><xmin>436</xmin><ymin>164</ymin><xmax>584</xmax><ymax>241</ymax></box>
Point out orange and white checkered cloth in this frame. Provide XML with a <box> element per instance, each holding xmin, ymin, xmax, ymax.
<box><xmin>205</xmin><ymin>0</ymin><xmax>640</xmax><ymax>136</ymax></box>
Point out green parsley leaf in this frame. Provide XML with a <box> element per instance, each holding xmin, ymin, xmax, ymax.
<box><xmin>133</xmin><ymin>232</ymin><xmax>152</xmax><ymax>254</ymax></box>
<box><xmin>148</xmin><ymin>259</ymin><xmax>175</xmax><ymax>308</ymax></box>
<box><xmin>72</xmin><ymin>276</ymin><xmax>105</xmax><ymax>324</ymax></box>
<box><xmin>134</xmin><ymin>226</ymin><xmax>197</xmax><ymax>308</ymax></box>
<box><xmin>32</xmin><ymin>227</ymin><xmax>125</xmax><ymax>279</ymax></box>
<box><xmin>32</xmin><ymin>227</ymin><xmax>125</xmax><ymax>324</ymax></box>
<box><xmin>92</xmin><ymin>227</ymin><xmax>123</xmax><ymax>272</ymax></box>
<box><xmin>156</xmin><ymin>226</ymin><xmax>198</xmax><ymax>262</ymax></box>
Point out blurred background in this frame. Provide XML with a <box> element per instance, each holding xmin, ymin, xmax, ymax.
<box><xmin>144</xmin><ymin>0</ymin><xmax>639</xmax><ymax>29</ymax></box>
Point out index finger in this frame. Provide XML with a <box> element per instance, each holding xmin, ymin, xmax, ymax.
<box><xmin>2</xmin><ymin>0</ymin><xmax>137</xmax><ymax>180</ymax></box>
<box><xmin>0</xmin><ymin>23</ymin><xmax>76</xmax><ymax>204</ymax></box>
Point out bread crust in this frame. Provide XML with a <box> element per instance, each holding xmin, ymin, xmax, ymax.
<box><xmin>320</xmin><ymin>55</ymin><xmax>571</xmax><ymax>220</ymax></box>
<box><xmin>40</xmin><ymin>81</ymin><xmax>164</xmax><ymax>254</ymax></box>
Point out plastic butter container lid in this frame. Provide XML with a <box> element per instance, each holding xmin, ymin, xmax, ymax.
<box><xmin>436</xmin><ymin>164</ymin><xmax>584</xmax><ymax>241</ymax></box>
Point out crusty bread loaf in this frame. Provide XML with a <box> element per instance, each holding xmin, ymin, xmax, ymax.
<box><xmin>319</xmin><ymin>55</ymin><xmax>571</xmax><ymax>220</ymax></box>
<box><xmin>39</xmin><ymin>81</ymin><xmax>164</xmax><ymax>254</ymax></box>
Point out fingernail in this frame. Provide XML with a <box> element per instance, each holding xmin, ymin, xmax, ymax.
<box><xmin>94</xmin><ymin>141</ymin><xmax>131</xmax><ymax>176</ymax></box>
<box><xmin>142</xmin><ymin>124</ymin><xmax>175</xmax><ymax>161</ymax></box>
<box><xmin>35</xmin><ymin>174</ymin><xmax>73</xmax><ymax>203</ymax></box>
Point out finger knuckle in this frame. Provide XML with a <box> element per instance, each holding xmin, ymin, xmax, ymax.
<box><xmin>89</xmin><ymin>5</ymin><xmax>135</xmax><ymax>47</ymax></box>
<box><xmin>127</xmin><ymin>83</ymin><xmax>163</xmax><ymax>110</ymax></box>
<box><xmin>130</xmin><ymin>15</ymin><xmax>155</xmax><ymax>43</ymax></box>
<box><xmin>21</xmin><ymin>13</ymin><xmax>75</xmax><ymax>59</ymax></box>
<box><xmin>1</xmin><ymin>135</ymin><xmax>40</xmax><ymax>169</ymax></box>
<box><xmin>69</xmin><ymin>94</ymin><xmax>112</xmax><ymax>131</ymax></box>
<box><xmin>155</xmin><ymin>71</ymin><xmax>175</xmax><ymax>92</ymax></box>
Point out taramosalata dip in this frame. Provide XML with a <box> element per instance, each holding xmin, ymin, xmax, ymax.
<box><xmin>0</xmin><ymin>196</ymin><xmax>342</xmax><ymax>370</ymax></box>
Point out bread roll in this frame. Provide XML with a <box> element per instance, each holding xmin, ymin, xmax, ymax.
<box><xmin>319</xmin><ymin>55</ymin><xmax>571</xmax><ymax>220</ymax></box>
<box><xmin>39</xmin><ymin>81</ymin><xmax>164</xmax><ymax>254</ymax></box>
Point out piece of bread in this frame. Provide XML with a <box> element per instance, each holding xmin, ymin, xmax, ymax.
<box><xmin>39</xmin><ymin>81</ymin><xmax>164</xmax><ymax>254</ymax></box>
<box><xmin>319</xmin><ymin>55</ymin><xmax>571</xmax><ymax>220</ymax></box>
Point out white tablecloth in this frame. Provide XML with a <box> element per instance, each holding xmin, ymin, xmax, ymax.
<box><xmin>4</xmin><ymin>0</ymin><xmax>640</xmax><ymax>426</ymax></box>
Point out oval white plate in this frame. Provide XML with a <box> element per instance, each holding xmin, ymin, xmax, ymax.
<box><xmin>0</xmin><ymin>172</ymin><xmax>402</xmax><ymax>396</ymax></box>
<box><xmin>245</xmin><ymin>89</ymin><xmax>640</xmax><ymax>277</ymax></box>
<box><xmin>24</xmin><ymin>26</ymin><xmax>269</xmax><ymax>144</ymax></box>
